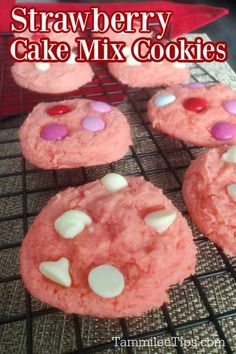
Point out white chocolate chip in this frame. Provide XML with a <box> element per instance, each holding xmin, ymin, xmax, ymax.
<box><xmin>55</xmin><ymin>210</ymin><xmax>92</xmax><ymax>239</ymax></box>
<box><xmin>39</xmin><ymin>257</ymin><xmax>71</xmax><ymax>287</ymax></box>
<box><xmin>35</xmin><ymin>62</ymin><xmax>50</xmax><ymax>71</ymax></box>
<box><xmin>144</xmin><ymin>210</ymin><xmax>177</xmax><ymax>234</ymax></box>
<box><xmin>126</xmin><ymin>55</ymin><xmax>141</xmax><ymax>66</ymax></box>
<box><xmin>66</xmin><ymin>52</ymin><xmax>77</xmax><ymax>64</ymax></box>
<box><xmin>222</xmin><ymin>146</ymin><xmax>236</xmax><ymax>164</ymax></box>
<box><xmin>88</xmin><ymin>264</ymin><xmax>125</xmax><ymax>298</ymax></box>
<box><xmin>173</xmin><ymin>62</ymin><xmax>186</xmax><ymax>69</ymax></box>
<box><xmin>227</xmin><ymin>184</ymin><xmax>236</xmax><ymax>201</ymax></box>
<box><xmin>101</xmin><ymin>173</ymin><xmax>128</xmax><ymax>193</ymax></box>
<box><xmin>123</xmin><ymin>46</ymin><xmax>131</xmax><ymax>57</ymax></box>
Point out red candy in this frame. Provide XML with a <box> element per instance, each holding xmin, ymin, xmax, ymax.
<box><xmin>31</xmin><ymin>33</ymin><xmax>47</xmax><ymax>41</ymax></box>
<box><xmin>47</xmin><ymin>105</ymin><xmax>72</xmax><ymax>116</ymax></box>
<box><xmin>183</xmin><ymin>97</ymin><xmax>207</xmax><ymax>113</ymax></box>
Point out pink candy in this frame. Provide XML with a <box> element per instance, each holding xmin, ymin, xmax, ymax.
<box><xmin>40</xmin><ymin>123</ymin><xmax>68</xmax><ymax>141</ymax></box>
<box><xmin>211</xmin><ymin>122</ymin><xmax>236</xmax><ymax>141</ymax></box>
<box><xmin>81</xmin><ymin>116</ymin><xmax>105</xmax><ymax>132</ymax></box>
<box><xmin>222</xmin><ymin>100</ymin><xmax>236</xmax><ymax>115</ymax></box>
<box><xmin>89</xmin><ymin>101</ymin><xmax>112</xmax><ymax>113</ymax></box>
<box><xmin>185</xmin><ymin>82</ymin><xmax>205</xmax><ymax>89</ymax></box>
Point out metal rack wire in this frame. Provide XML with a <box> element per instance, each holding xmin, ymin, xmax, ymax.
<box><xmin>0</xmin><ymin>33</ymin><xmax>236</xmax><ymax>354</ymax></box>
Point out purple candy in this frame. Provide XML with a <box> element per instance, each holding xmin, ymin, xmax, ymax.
<box><xmin>222</xmin><ymin>100</ymin><xmax>236</xmax><ymax>115</ymax></box>
<box><xmin>211</xmin><ymin>121</ymin><xmax>236</xmax><ymax>141</ymax></box>
<box><xmin>40</xmin><ymin>123</ymin><xmax>68</xmax><ymax>141</ymax></box>
<box><xmin>89</xmin><ymin>101</ymin><xmax>112</xmax><ymax>113</ymax></box>
<box><xmin>81</xmin><ymin>116</ymin><xmax>105</xmax><ymax>132</ymax></box>
<box><xmin>185</xmin><ymin>82</ymin><xmax>205</xmax><ymax>89</ymax></box>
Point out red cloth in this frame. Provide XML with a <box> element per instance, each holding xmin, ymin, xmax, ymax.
<box><xmin>0</xmin><ymin>1</ymin><xmax>228</xmax><ymax>36</ymax></box>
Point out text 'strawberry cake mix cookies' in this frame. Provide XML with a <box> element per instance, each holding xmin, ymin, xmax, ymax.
<box><xmin>183</xmin><ymin>146</ymin><xmax>236</xmax><ymax>256</ymax></box>
<box><xmin>20</xmin><ymin>174</ymin><xmax>196</xmax><ymax>317</ymax></box>
<box><xmin>19</xmin><ymin>99</ymin><xmax>131</xmax><ymax>169</ymax></box>
<box><xmin>108</xmin><ymin>46</ymin><xmax>189</xmax><ymax>88</ymax></box>
<box><xmin>148</xmin><ymin>83</ymin><xmax>236</xmax><ymax>147</ymax></box>
<box><xmin>11</xmin><ymin>56</ymin><xmax>94</xmax><ymax>94</ymax></box>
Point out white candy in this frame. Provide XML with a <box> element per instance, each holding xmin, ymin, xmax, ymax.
<box><xmin>101</xmin><ymin>173</ymin><xmax>128</xmax><ymax>193</ymax></box>
<box><xmin>126</xmin><ymin>55</ymin><xmax>141</xmax><ymax>66</ymax></box>
<box><xmin>55</xmin><ymin>210</ymin><xmax>92</xmax><ymax>239</ymax></box>
<box><xmin>222</xmin><ymin>146</ymin><xmax>236</xmax><ymax>164</ymax></box>
<box><xmin>35</xmin><ymin>62</ymin><xmax>50</xmax><ymax>71</ymax></box>
<box><xmin>123</xmin><ymin>46</ymin><xmax>131</xmax><ymax>57</ymax></box>
<box><xmin>144</xmin><ymin>210</ymin><xmax>177</xmax><ymax>234</ymax></box>
<box><xmin>66</xmin><ymin>52</ymin><xmax>77</xmax><ymax>64</ymax></box>
<box><xmin>227</xmin><ymin>184</ymin><xmax>236</xmax><ymax>201</ymax></box>
<box><xmin>39</xmin><ymin>257</ymin><xmax>71</xmax><ymax>287</ymax></box>
<box><xmin>173</xmin><ymin>62</ymin><xmax>186</xmax><ymax>69</ymax></box>
<box><xmin>88</xmin><ymin>264</ymin><xmax>125</xmax><ymax>298</ymax></box>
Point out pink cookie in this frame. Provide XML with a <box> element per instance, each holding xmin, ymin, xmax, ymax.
<box><xmin>11</xmin><ymin>58</ymin><xmax>93</xmax><ymax>94</ymax></box>
<box><xmin>183</xmin><ymin>146</ymin><xmax>236</xmax><ymax>256</ymax></box>
<box><xmin>20</xmin><ymin>175</ymin><xmax>196</xmax><ymax>318</ymax></box>
<box><xmin>108</xmin><ymin>55</ymin><xmax>189</xmax><ymax>87</ymax></box>
<box><xmin>148</xmin><ymin>83</ymin><xmax>236</xmax><ymax>147</ymax></box>
<box><xmin>19</xmin><ymin>99</ymin><xmax>131</xmax><ymax>169</ymax></box>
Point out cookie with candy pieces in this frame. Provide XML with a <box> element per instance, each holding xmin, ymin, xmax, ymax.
<box><xmin>183</xmin><ymin>146</ymin><xmax>236</xmax><ymax>256</ymax></box>
<box><xmin>147</xmin><ymin>83</ymin><xmax>236</xmax><ymax>147</ymax></box>
<box><xmin>19</xmin><ymin>99</ymin><xmax>131</xmax><ymax>169</ymax></box>
<box><xmin>20</xmin><ymin>174</ymin><xmax>196</xmax><ymax>317</ymax></box>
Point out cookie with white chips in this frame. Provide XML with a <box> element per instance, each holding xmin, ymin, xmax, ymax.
<box><xmin>183</xmin><ymin>146</ymin><xmax>236</xmax><ymax>256</ymax></box>
<box><xmin>108</xmin><ymin>46</ymin><xmax>189</xmax><ymax>88</ymax></box>
<box><xmin>20</xmin><ymin>174</ymin><xmax>196</xmax><ymax>317</ymax></box>
<box><xmin>11</xmin><ymin>54</ymin><xmax>93</xmax><ymax>94</ymax></box>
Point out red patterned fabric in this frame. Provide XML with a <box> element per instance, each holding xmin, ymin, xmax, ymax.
<box><xmin>0</xmin><ymin>1</ymin><xmax>228</xmax><ymax>36</ymax></box>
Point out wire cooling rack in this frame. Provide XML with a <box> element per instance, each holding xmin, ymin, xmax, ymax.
<box><xmin>0</xmin><ymin>33</ymin><xmax>236</xmax><ymax>354</ymax></box>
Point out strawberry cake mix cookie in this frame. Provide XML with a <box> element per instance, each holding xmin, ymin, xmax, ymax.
<box><xmin>183</xmin><ymin>146</ymin><xmax>236</xmax><ymax>256</ymax></box>
<box><xmin>108</xmin><ymin>47</ymin><xmax>189</xmax><ymax>88</ymax></box>
<box><xmin>19</xmin><ymin>99</ymin><xmax>131</xmax><ymax>169</ymax></box>
<box><xmin>148</xmin><ymin>83</ymin><xmax>236</xmax><ymax>147</ymax></box>
<box><xmin>11</xmin><ymin>55</ymin><xmax>93</xmax><ymax>93</ymax></box>
<box><xmin>20</xmin><ymin>174</ymin><xmax>196</xmax><ymax>317</ymax></box>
